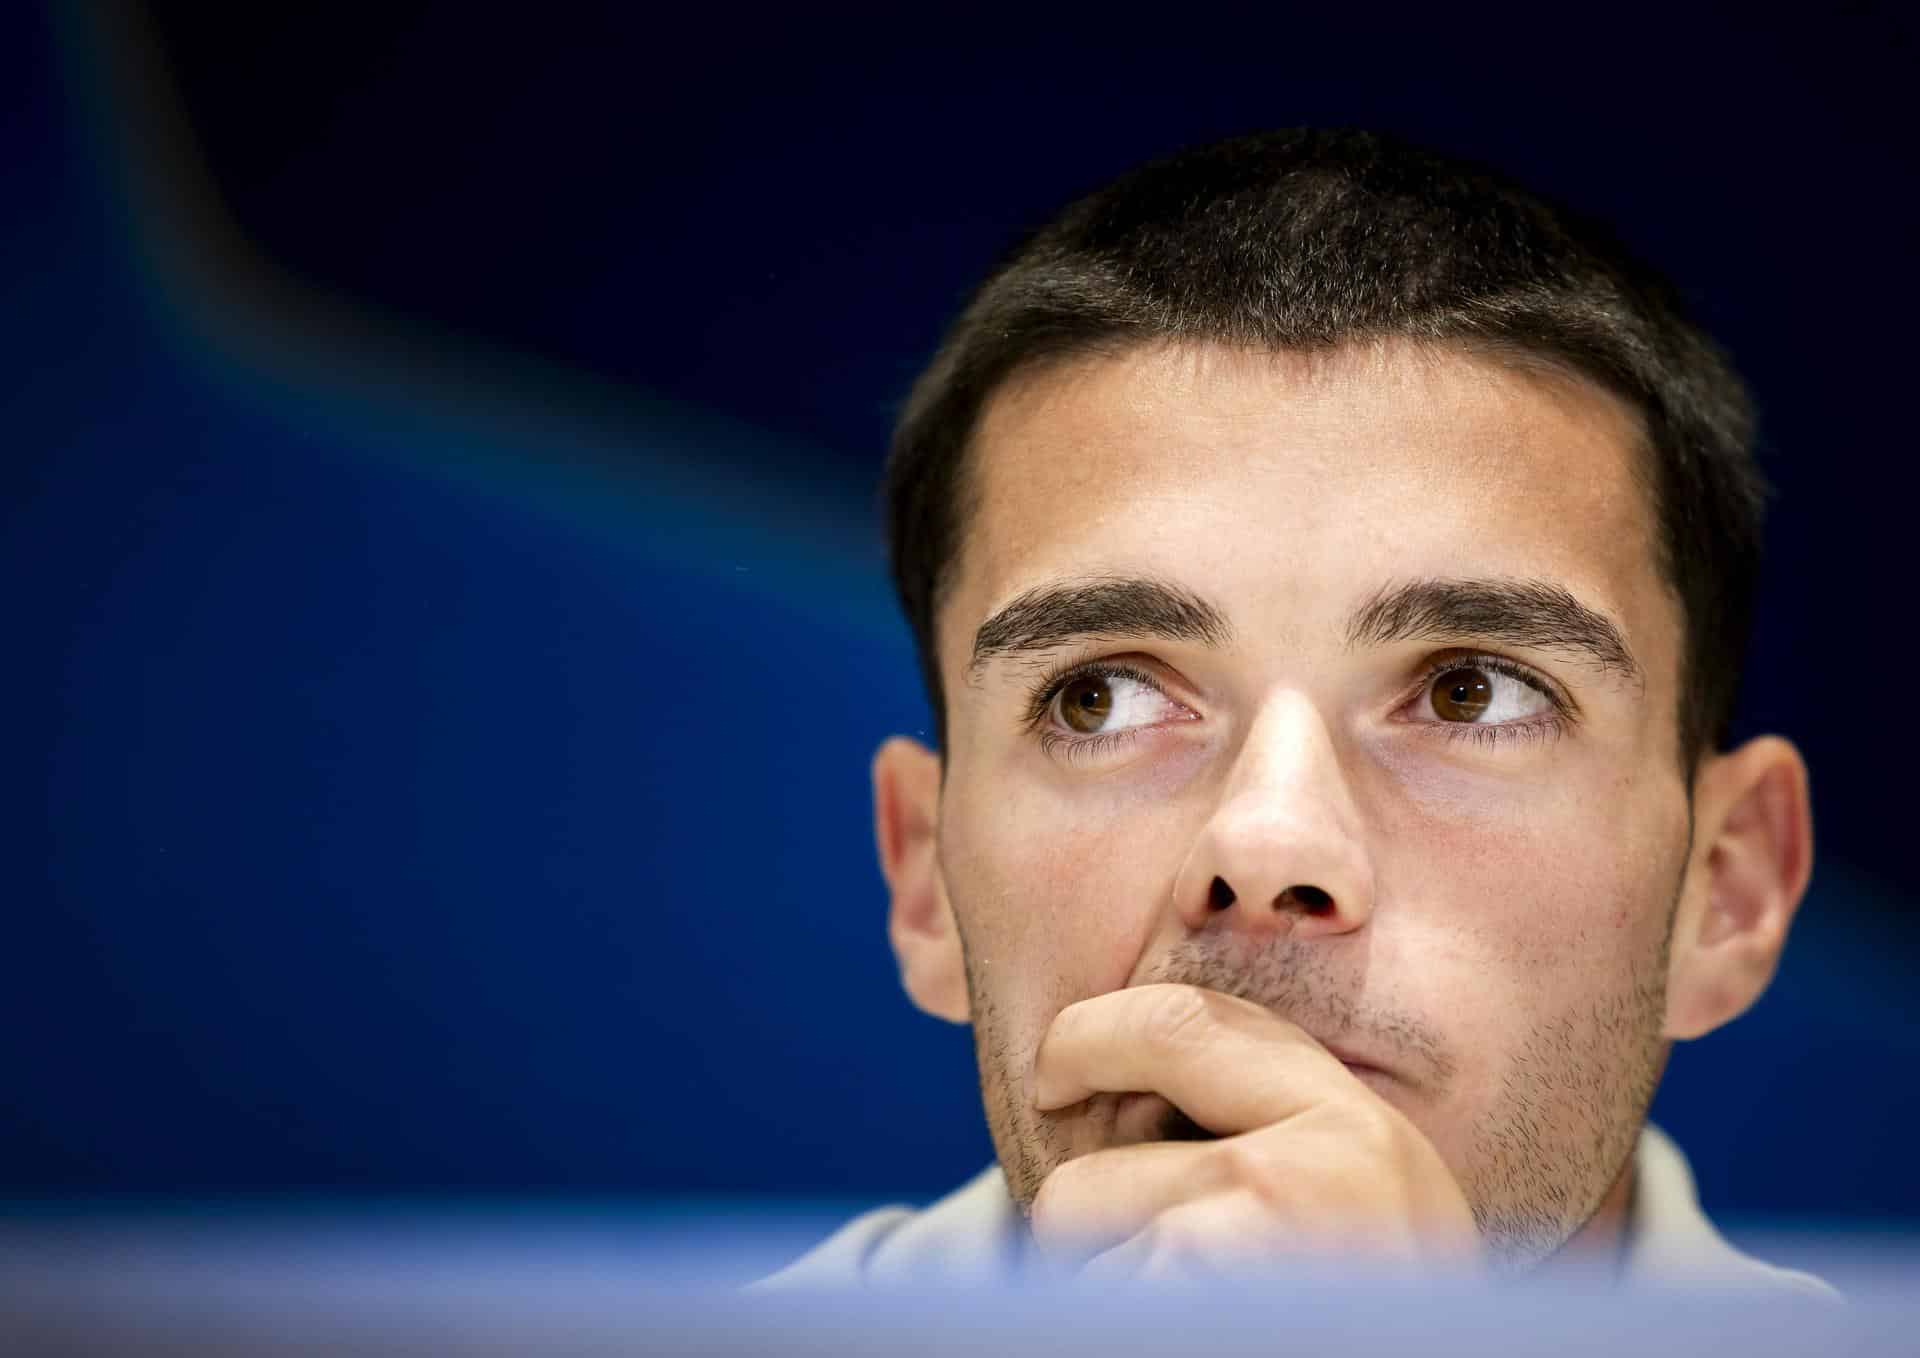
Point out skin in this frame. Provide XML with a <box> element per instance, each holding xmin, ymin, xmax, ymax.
<box><xmin>874</xmin><ymin>337</ymin><xmax>1813</xmax><ymax>1281</ymax></box>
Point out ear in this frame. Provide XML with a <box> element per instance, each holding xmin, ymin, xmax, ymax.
<box><xmin>873</xmin><ymin>736</ymin><xmax>969</xmax><ymax>1023</ymax></box>
<box><xmin>1663</xmin><ymin>735</ymin><xmax>1814</xmax><ymax>1040</ymax></box>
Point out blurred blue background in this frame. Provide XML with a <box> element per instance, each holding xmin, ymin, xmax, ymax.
<box><xmin>4</xmin><ymin>0</ymin><xmax>1916</xmax><ymax>1272</ymax></box>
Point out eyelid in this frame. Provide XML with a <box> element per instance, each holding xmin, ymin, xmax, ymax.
<box><xmin>1027</xmin><ymin>651</ymin><xmax>1569</xmax><ymax>714</ymax></box>
<box><xmin>1407</xmin><ymin>650</ymin><xmax>1574</xmax><ymax>720</ymax></box>
<box><xmin>1022</xmin><ymin>649</ymin><xmax>1575</xmax><ymax>758</ymax></box>
<box><xmin>1022</xmin><ymin>656</ymin><xmax>1179</xmax><ymax>731</ymax></box>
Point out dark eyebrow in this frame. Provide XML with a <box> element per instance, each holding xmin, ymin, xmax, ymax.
<box><xmin>1345</xmin><ymin>577</ymin><xmax>1642</xmax><ymax>683</ymax></box>
<box><xmin>968</xmin><ymin>575</ymin><xmax>1233</xmax><ymax>678</ymax></box>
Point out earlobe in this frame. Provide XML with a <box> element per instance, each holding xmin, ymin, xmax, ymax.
<box><xmin>873</xmin><ymin>736</ymin><xmax>970</xmax><ymax>1024</ymax></box>
<box><xmin>1663</xmin><ymin>736</ymin><xmax>1814</xmax><ymax>1040</ymax></box>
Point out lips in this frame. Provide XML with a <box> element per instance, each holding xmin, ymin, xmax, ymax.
<box><xmin>1342</xmin><ymin>1059</ymin><xmax>1397</xmax><ymax>1090</ymax></box>
<box><xmin>1320</xmin><ymin>1036</ymin><xmax>1403</xmax><ymax>1086</ymax></box>
<box><xmin>1317</xmin><ymin>1036</ymin><xmax>1382</xmax><ymax>1071</ymax></box>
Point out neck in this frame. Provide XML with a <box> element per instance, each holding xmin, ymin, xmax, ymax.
<box><xmin>1532</xmin><ymin>1153</ymin><xmax>1638</xmax><ymax>1282</ymax></box>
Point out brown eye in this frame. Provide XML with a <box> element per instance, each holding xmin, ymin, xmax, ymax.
<box><xmin>1430</xmin><ymin>666</ymin><xmax>1493</xmax><ymax>722</ymax></box>
<box><xmin>1056</xmin><ymin>675</ymin><xmax>1114</xmax><ymax>733</ymax></box>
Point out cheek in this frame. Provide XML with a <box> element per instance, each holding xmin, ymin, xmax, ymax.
<box><xmin>1370</xmin><ymin>746</ymin><xmax>1683</xmax><ymax>952</ymax></box>
<box><xmin>941</xmin><ymin>767</ymin><xmax>1197</xmax><ymax>1024</ymax></box>
<box><xmin>1363</xmin><ymin>754</ymin><xmax>1684</xmax><ymax>1123</ymax></box>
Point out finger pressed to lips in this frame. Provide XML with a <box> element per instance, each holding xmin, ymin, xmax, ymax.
<box><xmin>1031</xmin><ymin>983</ymin><xmax>1360</xmax><ymax>1132</ymax></box>
<box><xmin>1026</xmin><ymin>984</ymin><xmax>1483</xmax><ymax>1279</ymax></box>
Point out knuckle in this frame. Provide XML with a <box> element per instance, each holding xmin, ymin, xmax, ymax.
<box><xmin>1151</xmin><ymin>1198</ymin><xmax>1247</xmax><ymax>1265</ymax></box>
<box><xmin>1141</xmin><ymin>983</ymin><xmax>1220</xmax><ymax>1048</ymax></box>
<box><xmin>1209</xmin><ymin>1138</ymin><xmax>1292</xmax><ymax>1208</ymax></box>
<box><xmin>1145</xmin><ymin>1217</ymin><xmax>1191</xmax><ymax>1259</ymax></box>
<box><xmin>1143</xmin><ymin>1208</ymin><xmax>1206</xmax><ymax>1262</ymax></box>
<box><xmin>1028</xmin><ymin>1158</ymin><xmax>1084</xmax><ymax>1236</ymax></box>
<box><xmin>1312</xmin><ymin>1092</ymin><xmax>1396</xmax><ymax>1147</ymax></box>
<box><xmin>1133</xmin><ymin>1225</ymin><xmax>1181</xmax><ymax>1279</ymax></box>
<box><xmin>1342</xmin><ymin>1099</ymin><xmax>1405</xmax><ymax>1157</ymax></box>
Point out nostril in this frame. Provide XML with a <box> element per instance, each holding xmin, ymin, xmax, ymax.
<box><xmin>1281</xmin><ymin>884</ymin><xmax>1334</xmax><ymax>914</ymax></box>
<box><xmin>1208</xmin><ymin>876</ymin><xmax>1237</xmax><ymax>911</ymax></box>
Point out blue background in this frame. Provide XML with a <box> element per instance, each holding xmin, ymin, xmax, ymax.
<box><xmin>4</xmin><ymin>0</ymin><xmax>1916</xmax><ymax>1247</ymax></box>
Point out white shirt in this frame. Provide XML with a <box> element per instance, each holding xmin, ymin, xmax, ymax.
<box><xmin>756</xmin><ymin>1123</ymin><xmax>1838</xmax><ymax>1296</ymax></box>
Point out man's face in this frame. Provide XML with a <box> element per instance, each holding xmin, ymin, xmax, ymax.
<box><xmin>927</xmin><ymin>339</ymin><xmax>1693</xmax><ymax>1269</ymax></box>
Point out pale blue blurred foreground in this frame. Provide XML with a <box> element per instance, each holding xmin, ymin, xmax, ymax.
<box><xmin>2</xmin><ymin>1208</ymin><xmax>1917</xmax><ymax>1354</ymax></box>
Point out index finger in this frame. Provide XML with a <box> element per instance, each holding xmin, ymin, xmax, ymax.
<box><xmin>1031</xmin><ymin>984</ymin><xmax>1357</xmax><ymax>1135</ymax></box>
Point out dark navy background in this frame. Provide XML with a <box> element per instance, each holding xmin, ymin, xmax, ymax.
<box><xmin>5</xmin><ymin>0</ymin><xmax>1916</xmax><ymax>1241</ymax></box>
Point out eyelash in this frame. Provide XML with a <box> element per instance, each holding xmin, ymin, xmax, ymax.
<box><xmin>1022</xmin><ymin>659</ymin><xmax>1165</xmax><ymax>766</ymax></box>
<box><xmin>1024</xmin><ymin>652</ymin><xmax>1571</xmax><ymax>761</ymax></box>
<box><xmin>1409</xmin><ymin>653</ymin><xmax>1571</xmax><ymax>747</ymax></box>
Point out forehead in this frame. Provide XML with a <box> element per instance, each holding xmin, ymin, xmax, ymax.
<box><xmin>943</xmin><ymin>338</ymin><xmax>1672</xmax><ymax>676</ymax></box>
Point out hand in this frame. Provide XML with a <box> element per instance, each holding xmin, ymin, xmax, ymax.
<box><xmin>1029</xmin><ymin>983</ymin><xmax>1483</xmax><ymax>1282</ymax></box>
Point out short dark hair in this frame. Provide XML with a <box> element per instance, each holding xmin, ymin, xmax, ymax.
<box><xmin>885</xmin><ymin>128</ymin><xmax>1767</xmax><ymax>767</ymax></box>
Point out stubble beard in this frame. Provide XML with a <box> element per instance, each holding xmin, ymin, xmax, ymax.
<box><xmin>958</xmin><ymin>896</ymin><xmax>1676</xmax><ymax>1277</ymax></box>
<box><xmin>1462</xmin><ymin>922</ymin><xmax>1673</xmax><ymax>1275</ymax></box>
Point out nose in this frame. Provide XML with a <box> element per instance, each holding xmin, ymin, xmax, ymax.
<box><xmin>1175</xmin><ymin>689</ymin><xmax>1374</xmax><ymax>940</ymax></box>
